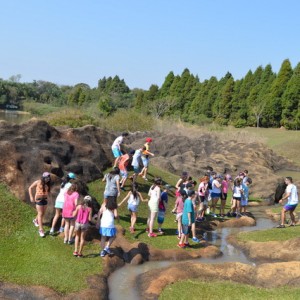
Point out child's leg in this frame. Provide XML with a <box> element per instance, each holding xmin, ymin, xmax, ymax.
<box><xmin>149</xmin><ymin>211</ymin><xmax>157</xmax><ymax>233</ymax></box>
<box><xmin>236</xmin><ymin>201</ymin><xmax>241</xmax><ymax>214</ymax></box>
<box><xmin>220</xmin><ymin>200</ymin><xmax>226</xmax><ymax>215</ymax></box>
<box><xmin>179</xmin><ymin>233</ymin><xmax>186</xmax><ymax>245</ymax></box>
<box><xmin>36</xmin><ymin>205</ymin><xmax>45</xmax><ymax>231</ymax></box>
<box><xmin>74</xmin><ymin>228</ymin><xmax>80</xmax><ymax>252</ymax></box>
<box><xmin>64</xmin><ymin>220</ymin><xmax>70</xmax><ymax>242</ymax></box>
<box><xmin>230</xmin><ymin>199</ymin><xmax>237</xmax><ymax>213</ymax></box>
<box><xmin>289</xmin><ymin>210</ymin><xmax>296</xmax><ymax>224</ymax></box>
<box><xmin>177</xmin><ymin>215</ymin><xmax>182</xmax><ymax>237</ymax></box>
<box><xmin>106</xmin><ymin>236</ymin><xmax>116</xmax><ymax>248</ymax></box>
<box><xmin>60</xmin><ymin>217</ymin><xmax>65</xmax><ymax>229</ymax></box>
<box><xmin>192</xmin><ymin>223</ymin><xmax>196</xmax><ymax>239</ymax></box>
<box><xmin>100</xmin><ymin>235</ymin><xmax>106</xmax><ymax>249</ymax></box>
<box><xmin>78</xmin><ymin>231</ymin><xmax>87</xmax><ymax>254</ymax></box>
<box><xmin>68</xmin><ymin>219</ymin><xmax>75</xmax><ymax>241</ymax></box>
<box><xmin>131</xmin><ymin>212</ymin><xmax>137</xmax><ymax>229</ymax></box>
<box><xmin>51</xmin><ymin>208</ymin><xmax>61</xmax><ymax>231</ymax></box>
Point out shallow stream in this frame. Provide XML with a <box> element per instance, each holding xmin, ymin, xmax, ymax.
<box><xmin>108</xmin><ymin>206</ymin><xmax>276</xmax><ymax>300</ymax></box>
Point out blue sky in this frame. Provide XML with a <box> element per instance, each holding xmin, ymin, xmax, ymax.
<box><xmin>1</xmin><ymin>0</ymin><xmax>300</xmax><ymax>89</ymax></box>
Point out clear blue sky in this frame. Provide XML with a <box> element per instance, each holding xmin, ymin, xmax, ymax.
<box><xmin>1</xmin><ymin>0</ymin><xmax>300</xmax><ymax>89</ymax></box>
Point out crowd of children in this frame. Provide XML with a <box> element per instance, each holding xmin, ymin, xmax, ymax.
<box><xmin>29</xmin><ymin>134</ymin><xmax>257</xmax><ymax>257</ymax></box>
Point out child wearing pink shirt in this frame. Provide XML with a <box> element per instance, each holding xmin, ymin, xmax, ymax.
<box><xmin>72</xmin><ymin>195</ymin><xmax>92</xmax><ymax>257</ymax></box>
<box><xmin>62</xmin><ymin>183</ymin><xmax>79</xmax><ymax>244</ymax></box>
<box><xmin>220</xmin><ymin>175</ymin><xmax>231</xmax><ymax>217</ymax></box>
<box><xmin>172</xmin><ymin>190</ymin><xmax>186</xmax><ymax>240</ymax></box>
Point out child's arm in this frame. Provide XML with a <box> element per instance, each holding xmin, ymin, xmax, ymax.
<box><xmin>116</xmin><ymin>179</ymin><xmax>121</xmax><ymax>197</ymax></box>
<box><xmin>72</xmin><ymin>205</ymin><xmax>80</xmax><ymax>218</ymax></box>
<box><xmin>96</xmin><ymin>205</ymin><xmax>104</xmax><ymax>228</ymax></box>
<box><xmin>188</xmin><ymin>212</ymin><xmax>192</xmax><ymax>226</ymax></box>
<box><xmin>28</xmin><ymin>180</ymin><xmax>38</xmax><ymax>202</ymax></box>
<box><xmin>113</xmin><ymin>208</ymin><xmax>119</xmax><ymax>223</ymax></box>
<box><xmin>102</xmin><ymin>175</ymin><xmax>106</xmax><ymax>182</ymax></box>
<box><xmin>175</xmin><ymin>179</ymin><xmax>182</xmax><ymax>190</ymax></box>
<box><xmin>144</xmin><ymin>150</ymin><xmax>154</xmax><ymax>156</ymax></box>
<box><xmin>118</xmin><ymin>191</ymin><xmax>131</xmax><ymax>207</ymax></box>
<box><xmin>138</xmin><ymin>192</ymin><xmax>148</xmax><ymax>202</ymax></box>
<box><xmin>88</xmin><ymin>208</ymin><xmax>93</xmax><ymax>222</ymax></box>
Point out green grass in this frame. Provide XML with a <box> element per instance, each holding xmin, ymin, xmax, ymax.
<box><xmin>88</xmin><ymin>165</ymin><xmax>235</xmax><ymax>250</ymax></box>
<box><xmin>237</xmin><ymin>226</ymin><xmax>300</xmax><ymax>243</ymax></box>
<box><xmin>0</xmin><ymin>184</ymin><xmax>102</xmax><ymax>294</ymax></box>
<box><xmin>160</xmin><ymin>280</ymin><xmax>300</xmax><ymax>300</ymax></box>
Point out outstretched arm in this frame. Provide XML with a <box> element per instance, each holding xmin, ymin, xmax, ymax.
<box><xmin>118</xmin><ymin>191</ymin><xmax>131</xmax><ymax>206</ymax></box>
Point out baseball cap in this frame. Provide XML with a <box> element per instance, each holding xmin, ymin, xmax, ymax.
<box><xmin>145</xmin><ymin>137</ymin><xmax>153</xmax><ymax>143</ymax></box>
<box><xmin>84</xmin><ymin>195</ymin><xmax>92</xmax><ymax>202</ymax></box>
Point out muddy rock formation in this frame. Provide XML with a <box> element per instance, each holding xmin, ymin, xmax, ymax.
<box><xmin>127</xmin><ymin>132</ymin><xmax>297</xmax><ymax>200</ymax></box>
<box><xmin>0</xmin><ymin>119</ymin><xmax>116</xmax><ymax>222</ymax></box>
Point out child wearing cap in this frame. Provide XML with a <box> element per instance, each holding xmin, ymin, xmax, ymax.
<box><xmin>139</xmin><ymin>138</ymin><xmax>154</xmax><ymax>181</ymax></box>
<box><xmin>29</xmin><ymin>172</ymin><xmax>52</xmax><ymax>237</ymax></box>
<box><xmin>50</xmin><ymin>172</ymin><xmax>76</xmax><ymax>235</ymax></box>
<box><xmin>72</xmin><ymin>195</ymin><xmax>92</xmax><ymax>257</ymax></box>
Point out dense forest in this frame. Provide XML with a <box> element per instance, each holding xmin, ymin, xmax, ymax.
<box><xmin>0</xmin><ymin>58</ymin><xmax>299</xmax><ymax>129</ymax></box>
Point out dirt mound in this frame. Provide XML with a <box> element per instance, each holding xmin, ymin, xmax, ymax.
<box><xmin>127</xmin><ymin>132</ymin><xmax>297</xmax><ymax>199</ymax></box>
<box><xmin>136</xmin><ymin>261</ymin><xmax>300</xmax><ymax>299</ymax></box>
<box><xmin>229</xmin><ymin>235</ymin><xmax>300</xmax><ymax>262</ymax></box>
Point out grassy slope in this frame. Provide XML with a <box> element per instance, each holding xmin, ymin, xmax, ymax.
<box><xmin>0</xmin><ymin>184</ymin><xmax>102</xmax><ymax>294</ymax></box>
<box><xmin>159</xmin><ymin>280</ymin><xmax>300</xmax><ymax>300</ymax></box>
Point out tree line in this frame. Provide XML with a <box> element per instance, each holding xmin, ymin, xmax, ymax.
<box><xmin>1</xmin><ymin>58</ymin><xmax>299</xmax><ymax>129</ymax></box>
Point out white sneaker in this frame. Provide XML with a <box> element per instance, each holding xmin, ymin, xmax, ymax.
<box><xmin>49</xmin><ymin>228</ymin><xmax>55</xmax><ymax>235</ymax></box>
<box><xmin>39</xmin><ymin>230</ymin><xmax>45</xmax><ymax>238</ymax></box>
<box><xmin>33</xmin><ymin>219</ymin><xmax>39</xmax><ymax>227</ymax></box>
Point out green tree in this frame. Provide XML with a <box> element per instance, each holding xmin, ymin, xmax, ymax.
<box><xmin>281</xmin><ymin>62</ymin><xmax>300</xmax><ymax>129</ymax></box>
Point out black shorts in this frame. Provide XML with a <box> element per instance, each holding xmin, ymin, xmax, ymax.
<box><xmin>35</xmin><ymin>198</ymin><xmax>48</xmax><ymax>206</ymax></box>
<box><xmin>182</xmin><ymin>225</ymin><xmax>191</xmax><ymax>235</ymax></box>
<box><xmin>233</xmin><ymin>196</ymin><xmax>241</xmax><ymax>201</ymax></box>
<box><xmin>221</xmin><ymin>193</ymin><xmax>227</xmax><ymax>201</ymax></box>
<box><xmin>199</xmin><ymin>196</ymin><xmax>206</xmax><ymax>202</ymax></box>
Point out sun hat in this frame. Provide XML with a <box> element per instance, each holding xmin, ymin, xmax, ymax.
<box><xmin>84</xmin><ymin>195</ymin><xmax>92</xmax><ymax>202</ymax></box>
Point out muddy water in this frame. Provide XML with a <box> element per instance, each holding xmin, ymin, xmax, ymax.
<box><xmin>0</xmin><ymin>110</ymin><xmax>31</xmax><ymax>123</ymax></box>
<box><xmin>108</xmin><ymin>206</ymin><xmax>275</xmax><ymax>300</ymax></box>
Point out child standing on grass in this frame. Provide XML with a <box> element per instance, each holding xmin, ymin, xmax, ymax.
<box><xmin>50</xmin><ymin>172</ymin><xmax>76</xmax><ymax>235</ymax></box>
<box><xmin>241</xmin><ymin>178</ymin><xmax>252</xmax><ymax>214</ymax></box>
<box><xmin>72</xmin><ymin>195</ymin><xmax>92</xmax><ymax>257</ymax></box>
<box><xmin>178</xmin><ymin>190</ymin><xmax>196</xmax><ymax>248</ymax></box>
<box><xmin>220</xmin><ymin>174</ymin><xmax>231</xmax><ymax>217</ymax></box>
<box><xmin>97</xmin><ymin>199</ymin><xmax>118</xmax><ymax>257</ymax></box>
<box><xmin>157</xmin><ymin>185</ymin><xmax>170</xmax><ymax>234</ymax></box>
<box><xmin>172</xmin><ymin>190</ymin><xmax>186</xmax><ymax>240</ymax></box>
<box><xmin>196</xmin><ymin>176</ymin><xmax>209</xmax><ymax>221</ymax></box>
<box><xmin>147</xmin><ymin>177</ymin><xmax>162</xmax><ymax>237</ymax></box>
<box><xmin>118</xmin><ymin>183</ymin><xmax>147</xmax><ymax>233</ymax></box>
<box><xmin>29</xmin><ymin>172</ymin><xmax>51</xmax><ymax>238</ymax></box>
<box><xmin>118</xmin><ymin>150</ymin><xmax>135</xmax><ymax>191</ymax></box>
<box><xmin>62</xmin><ymin>183</ymin><xmax>79</xmax><ymax>244</ymax></box>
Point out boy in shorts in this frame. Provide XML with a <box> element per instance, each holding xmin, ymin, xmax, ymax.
<box><xmin>111</xmin><ymin>132</ymin><xmax>128</xmax><ymax>168</ymax></box>
<box><xmin>277</xmin><ymin>177</ymin><xmax>299</xmax><ymax>228</ymax></box>
<box><xmin>178</xmin><ymin>190</ymin><xmax>196</xmax><ymax>248</ymax></box>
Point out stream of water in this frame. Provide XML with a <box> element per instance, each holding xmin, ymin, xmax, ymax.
<box><xmin>108</xmin><ymin>206</ymin><xmax>276</xmax><ymax>300</ymax></box>
<box><xmin>0</xmin><ymin>110</ymin><xmax>31</xmax><ymax>123</ymax></box>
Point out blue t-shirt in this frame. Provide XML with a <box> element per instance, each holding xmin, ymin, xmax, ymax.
<box><xmin>182</xmin><ymin>198</ymin><xmax>195</xmax><ymax>225</ymax></box>
<box><xmin>159</xmin><ymin>191</ymin><xmax>168</xmax><ymax>212</ymax></box>
<box><xmin>242</xmin><ymin>184</ymin><xmax>249</xmax><ymax>200</ymax></box>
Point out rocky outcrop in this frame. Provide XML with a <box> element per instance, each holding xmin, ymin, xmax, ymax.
<box><xmin>127</xmin><ymin>132</ymin><xmax>298</xmax><ymax>200</ymax></box>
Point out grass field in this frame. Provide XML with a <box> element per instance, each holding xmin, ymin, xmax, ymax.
<box><xmin>159</xmin><ymin>280</ymin><xmax>300</xmax><ymax>300</ymax></box>
<box><xmin>0</xmin><ymin>184</ymin><xmax>102</xmax><ymax>294</ymax></box>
